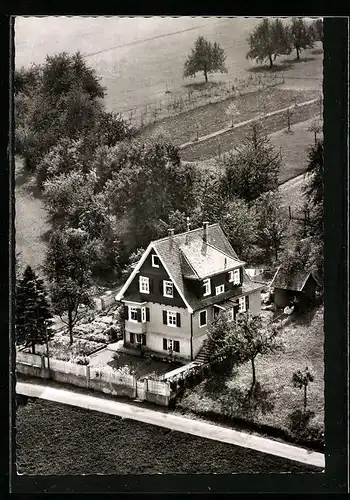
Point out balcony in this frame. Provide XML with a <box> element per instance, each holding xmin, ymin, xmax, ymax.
<box><xmin>125</xmin><ymin>320</ymin><xmax>147</xmax><ymax>334</ymax></box>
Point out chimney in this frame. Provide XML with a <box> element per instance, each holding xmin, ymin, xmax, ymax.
<box><xmin>202</xmin><ymin>221</ymin><xmax>209</xmax><ymax>243</ymax></box>
<box><xmin>185</xmin><ymin>217</ymin><xmax>191</xmax><ymax>245</ymax></box>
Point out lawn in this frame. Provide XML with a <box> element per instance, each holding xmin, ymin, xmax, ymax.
<box><xmin>176</xmin><ymin>306</ymin><xmax>324</xmax><ymax>448</ymax></box>
<box><xmin>15</xmin><ymin>397</ymin><xmax>321</xmax><ymax>474</ymax></box>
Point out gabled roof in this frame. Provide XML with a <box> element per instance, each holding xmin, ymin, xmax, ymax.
<box><xmin>116</xmin><ymin>223</ymin><xmax>263</xmax><ymax>312</ymax></box>
<box><xmin>270</xmin><ymin>266</ymin><xmax>319</xmax><ymax>292</ymax></box>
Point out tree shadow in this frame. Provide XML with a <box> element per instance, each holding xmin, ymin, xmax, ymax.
<box><xmin>247</xmin><ymin>62</ymin><xmax>293</xmax><ymax>74</ymax></box>
<box><xmin>288</xmin><ymin>408</ymin><xmax>315</xmax><ymax>435</ymax></box>
<box><xmin>182</xmin><ymin>80</ymin><xmax>223</xmax><ymax>91</ymax></box>
<box><xmin>291</xmin><ymin>306</ymin><xmax>318</xmax><ymax>327</ymax></box>
<box><xmin>311</xmin><ymin>48</ymin><xmax>323</xmax><ymax>55</ymax></box>
<box><xmin>220</xmin><ymin>382</ymin><xmax>276</xmax><ymax>418</ymax></box>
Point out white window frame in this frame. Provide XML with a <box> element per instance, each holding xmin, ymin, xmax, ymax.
<box><xmin>238</xmin><ymin>296</ymin><xmax>246</xmax><ymax>312</ymax></box>
<box><xmin>141</xmin><ymin>306</ymin><xmax>146</xmax><ymax>323</ymax></box>
<box><xmin>227</xmin><ymin>308</ymin><xmax>234</xmax><ymax>322</ymax></box>
<box><xmin>167</xmin><ymin>311</ymin><xmax>177</xmax><ymax>327</ymax></box>
<box><xmin>139</xmin><ymin>276</ymin><xmax>150</xmax><ymax>294</ymax></box>
<box><xmin>228</xmin><ymin>269</ymin><xmax>241</xmax><ymax>285</ymax></box>
<box><xmin>168</xmin><ymin>339</ymin><xmax>173</xmax><ymax>350</ymax></box>
<box><xmin>163</xmin><ymin>280</ymin><xmax>174</xmax><ymax>298</ymax></box>
<box><xmin>215</xmin><ymin>284</ymin><xmax>225</xmax><ymax>296</ymax></box>
<box><xmin>199</xmin><ymin>309</ymin><xmax>207</xmax><ymax>328</ymax></box>
<box><xmin>129</xmin><ymin>306</ymin><xmax>138</xmax><ymax>322</ymax></box>
<box><xmin>203</xmin><ymin>278</ymin><xmax>211</xmax><ymax>296</ymax></box>
<box><xmin>151</xmin><ymin>254</ymin><xmax>160</xmax><ymax>268</ymax></box>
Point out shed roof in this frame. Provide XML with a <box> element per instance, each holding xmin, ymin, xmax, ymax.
<box><xmin>270</xmin><ymin>266</ymin><xmax>319</xmax><ymax>292</ymax></box>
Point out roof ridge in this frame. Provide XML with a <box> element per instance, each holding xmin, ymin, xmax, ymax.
<box><xmin>152</xmin><ymin>222</ymin><xmax>219</xmax><ymax>245</ymax></box>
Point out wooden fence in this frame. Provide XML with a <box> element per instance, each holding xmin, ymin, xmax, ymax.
<box><xmin>16</xmin><ymin>351</ymin><xmax>171</xmax><ymax>406</ymax></box>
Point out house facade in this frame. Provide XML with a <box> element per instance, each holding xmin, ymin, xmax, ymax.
<box><xmin>116</xmin><ymin>223</ymin><xmax>263</xmax><ymax>361</ymax></box>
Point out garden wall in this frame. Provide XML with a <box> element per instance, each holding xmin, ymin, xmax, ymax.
<box><xmin>16</xmin><ymin>351</ymin><xmax>171</xmax><ymax>406</ymax></box>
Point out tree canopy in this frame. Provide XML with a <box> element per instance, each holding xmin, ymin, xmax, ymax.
<box><xmin>15</xmin><ymin>52</ymin><xmax>133</xmax><ymax>172</ymax></box>
<box><xmin>219</xmin><ymin>123</ymin><xmax>280</xmax><ymax>202</ymax></box>
<box><xmin>246</xmin><ymin>18</ymin><xmax>292</xmax><ymax>67</ymax></box>
<box><xmin>288</xmin><ymin>18</ymin><xmax>314</xmax><ymax>60</ymax></box>
<box><xmin>183</xmin><ymin>36</ymin><xmax>227</xmax><ymax>83</ymax></box>
<box><xmin>44</xmin><ymin>228</ymin><xmax>95</xmax><ymax>344</ymax></box>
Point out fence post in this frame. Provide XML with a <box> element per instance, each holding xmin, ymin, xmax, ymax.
<box><xmin>86</xmin><ymin>365</ymin><xmax>90</xmax><ymax>389</ymax></box>
<box><xmin>288</xmin><ymin>206</ymin><xmax>292</xmax><ymax>220</ymax></box>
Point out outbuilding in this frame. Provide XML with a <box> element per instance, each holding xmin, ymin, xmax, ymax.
<box><xmin>270</xmin><ymin>266</ymin><xmax>319</xmax><ymax>310</ymax></box>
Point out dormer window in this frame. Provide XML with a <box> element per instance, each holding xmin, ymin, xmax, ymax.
<box><xmin>215</xmin><ymin>284</ymin><xmax>225</xmax><ymax>295</ymax></box>
<box><xmin>152</xmin><ymin>254</ymin><xmax>160</xmax><ymax>268</ymax></box>
<box><xmin>163</xmin><ymin>280</ymin><xmax>174</xmax><ymax>298</ymax></box>
<box><xmin>203</xmin><ymin>278</ymin><xmax>211</xmax><ymax>296</ymax></box>
<box><xmin>139</xmin><ymin>276</ymin><xmax>150</xmax><ymax>294</ymax></box>
<box><xmin>228</xmin><ymin>268</ymin><xmax>241</xmax><ymax>285</ymax></box>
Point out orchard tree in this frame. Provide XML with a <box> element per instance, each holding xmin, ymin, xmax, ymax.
<box><xmin>252</xmin><ymin>191</ymin><xmax>288</xmax><ymax>263</ymax></box>
<box><xmin>307</xmin><ymin>119</ymin><xmax>323</xmax><ymax>145</ymax></box>
<box><xmin>292</xmin><ymin>367</ymin><xmax>314</xmax><ymax>412</ymax></box>
<box><xmin>231</xmin><ymin>313</ymin><xmax>283</xmax><ymax>387</ymax></box>
<box><xmin>246</xmin><ymin>18</ymin><xmax>291</xmax><ymax>68</ymax></box>
<box><xmin>311</xmin><ymin>19</ymin><xmax>323</xmax><ymax>42</ymax></box>
<box><xmin>219</xmin><ymin>123</ymin><xmax>280</xmax><ymax>202</ymax></box>
<box><xmin>288</xmin><ymin>18</ymin><xmax>314</xmax><ymax>60</ymax></box>
<box><xmin>183</xmin><ymin>36</ymin><xmax>227</xmax><ymax>83</ymax></box>
<box><xmin>16</xmin><ymin>266</ymin><xmax>53</xmax><ymax>354</ymax></box>
<box><xmin>226</xmin><ymin>102</ymin><xmax>240</xmax><ymax>128</ymax></box>
<box><xmin>44</xmin><ymin>228</ymin><xmax>94</xmax><ymax>344</ymax></box>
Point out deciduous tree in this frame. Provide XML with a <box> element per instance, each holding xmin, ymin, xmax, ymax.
<box><xmin>246</xmin><ymin>18</ymin><xmax>292</xmax><ymax>68</ymax></box>
<box><xmin>183</xmin><ymin>36</ymin><xmax>227</xmax><ymax>83</ymax></box>
<box><xmin>16</xmin><ymin>266</ymin><xmax>53</xmax><ymax>354</ymax></box>
<box><xmin>44</xmin><ymin>228</ymin><xmax>94</xmax><ymax>344</ymax></box>
<box><xmin>288</xmin><ymin>18</ymin><xmax>314</xmax><ymax>60</ymax></box>
<box><xmin>230</xmin><ymin>313</ymin><xmax>283</xmax><ymax>387</ymax></box>
<box><xmin>292</xmin><ymin>367</ymin><xmax>314</xmax><ymax>411</ymax></box>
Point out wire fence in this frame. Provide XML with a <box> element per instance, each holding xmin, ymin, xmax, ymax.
<box><xmin>121</xmin><ymin>73</ymin><xmax>286</xmax><ymax>130</ymax></box>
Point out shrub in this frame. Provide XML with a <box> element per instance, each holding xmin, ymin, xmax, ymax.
<box><xmin>71</xmin><ymin>355</ymin><xmax>90</xmax><ymax>365</ymax></box>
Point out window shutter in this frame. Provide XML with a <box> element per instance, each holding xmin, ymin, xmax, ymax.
<box><xmin>163</xmin><ymin>310</ymin><xmax>167</xmax><ymax>325</ymax></box>
<box><xmin>163</xmin><ymin>338</ymin><xmax>167</xmax><ymax>350</ymax></box>
<box><xmin>130</xmin><ymin>332</ymin><xmax>135</xmax><ymax>344</ymax></box>
<box><xmin>159</xmin><ymin>280</ymin><xmax>163</xmax><ymax>294</ymax></box>
<box><xmin>149</xmin><ymin>278</ymin><xmax>153</xmax><ymax>293</ymax></box>
<box><xmin>124</xmin><ymin>305</ymin><xmax>129</xmax><ymax>320</ymax></box>
<box><xmin>142</xmin><ymin>334</ymin><xmax>146</xmax><ymax>346</ymax></box>
<box><xmin>240</xmin><ymin>267</ymin><xmax>243</xmax><ymax>285</ymax></box>
<box><xmin>137</xmin><ymin>308</ymin><xmax>142</xmax><ymax>322</ymax></box>
<box><xmin>146</xmin><ymin>307</ymin><xmax>150</xmax><ymax>322</ymax></box>
<box><xmin>226</xmin><ymin>272</ymin><xmax>230</xmax><ymax>282</ymax></box>
<box><xmin>245</xmin><ymin>295</ymin><xmax>250</xmax><ymax>311</ymax></box>
<box><xmin>173</xmin><ymin>340</ymin><xmax>180</xmax><ymax>353</ymax></box>
<box><xmin>176</xmin><ymin>312</ymin><xmax>181</xmax><ymax>327</ymax></box>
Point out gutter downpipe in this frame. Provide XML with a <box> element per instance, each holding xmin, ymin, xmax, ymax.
<box><xmin>190</xmin><ymin>313</ymin><xmax>193</xmax><ymax>361</ymax></box>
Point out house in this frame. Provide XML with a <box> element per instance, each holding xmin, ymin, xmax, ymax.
<box><xmin>115</xmin><ymin>223</ymin><xmax>264</xmax><ymax>362</ymax></box>
<box><xmin>270</xmin><ymin>265</ymin><xmax>319</xmax><ymax>310</ymax></box>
